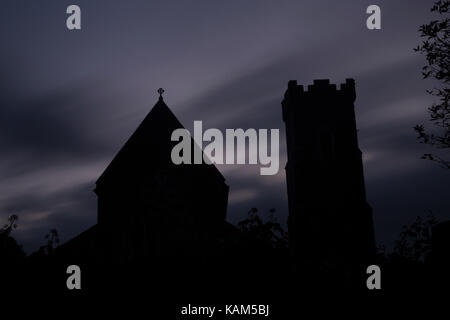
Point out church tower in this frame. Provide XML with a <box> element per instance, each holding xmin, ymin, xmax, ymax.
<box><xmin>282</xmin><ymin>79</ymin><xmax>375</xmax><ymax>284</ymax></box>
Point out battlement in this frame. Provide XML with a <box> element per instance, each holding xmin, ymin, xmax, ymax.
<box><xmin>282</xmin><ymin>78</ymin><xmax>357</xmax><ymax>122</ymax></box>
<box><xmin>284</xmin><ymin>78</ymin><xmax>356</xmax><ymax>102</ymax></box>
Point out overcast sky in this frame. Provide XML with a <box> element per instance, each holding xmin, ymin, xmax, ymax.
<box><xmin>1</xmin><ymin>0</ymin><xmax>449</xmax><ymax>253</ymax></box>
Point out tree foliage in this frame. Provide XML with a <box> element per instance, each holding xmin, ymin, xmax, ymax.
<box><xmin>391</xmin><ymin>213</ymin><xmax>438</xmax><ymax>263</ymax></box>
<box><xmin>1</xmin><ymin>214</ymin><xmax>19</xmax><ymax>237</ymax></box>
<box><xmin>414</xmin><ymin>0</ymin><xmax>450</xmax><ymax>169</ymax></box>
<box><xmin>237</xmin><ymin>208</ymin><xmax>288</xmax><ymax>249</ymax></box>
<box><xmin>0</xmin><ymin>214</ymin><xmax>25</xmax><ymax>262</ymax></box>
<box><xmin>37</xmin><ymin>229</ymin><xmax>60</xmax><ymax>255</ymax></box>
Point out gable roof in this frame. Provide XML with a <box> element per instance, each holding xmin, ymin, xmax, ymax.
<box><xmin>95</xmin><ymin>97</ymin><xmax>226</xmax><ymax>190</ymax></box>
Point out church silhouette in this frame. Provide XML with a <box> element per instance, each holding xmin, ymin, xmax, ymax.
<box><xmin>4</xmin><ymin>78</ymin><xmax>450</xmax><ymax>309</ymax></box>
<box><xmin>56</xmin><ymin>91</ymin><xmax>249</xmax><ymax>263</ymax></box>
<box><xmin>50</xmin><ymin>79</ymin><xmax>376</xmax><ymax>293</ymax></box>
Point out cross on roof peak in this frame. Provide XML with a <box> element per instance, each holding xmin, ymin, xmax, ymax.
<box><xmin>157</xmin><ymin>88</ymin><xmax>165</xmax><ymax>100</ymax></box>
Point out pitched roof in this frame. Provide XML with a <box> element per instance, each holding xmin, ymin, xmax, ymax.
<box><xmin>96</xmin><ymin>97</ymin><xmax>225</xmax><ymax>190</ymax></box>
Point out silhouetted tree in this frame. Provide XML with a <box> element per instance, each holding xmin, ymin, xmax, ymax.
<box><xmin>414</xmin><ymin>0</ymin><xmax>450</xmax><ymax>169</ymax></box>
<box><xmin>36</xmin><ymin>229</ymin><xmax>60</xmax><ymax>255</ymax></box>
<box><xmin>1</xmin><ymin>214</ymin><xmax>18</xmax><ymax>237</ymax></box>
<box><xmin>374</xmin><ymin>214</ymin><xmax>439</xmax><ymax>290</ymax></box>
<box><xmin>390</xmin><ymin>213</ymin><xmax>438</xmax><ymax>263</ymax></box>
<box><xmin>237</xmin><ymin>208</ymin><xmax>288</xmax><ymax>249</ymax></box>
<box><xmin>0</xmin><ymin>214</ymin><xmax>25</xmax><ymax>262</ymax></box>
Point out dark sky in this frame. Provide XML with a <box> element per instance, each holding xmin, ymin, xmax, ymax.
<box><xmin>1</xmin><ymin>0</ymin><xmax>449</xmax><ymax>253</ymax></box>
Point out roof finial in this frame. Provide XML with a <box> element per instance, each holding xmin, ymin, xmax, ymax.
<box><xmin>157</xmin><ymin>88</ymin><xmax>165</xmax><ymax>101</ymax></box>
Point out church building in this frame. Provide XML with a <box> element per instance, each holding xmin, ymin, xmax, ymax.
<box><xmin>58</xmin><ymin>90</ymin><xmax>230</xmax><ymax>263</ymax></box>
